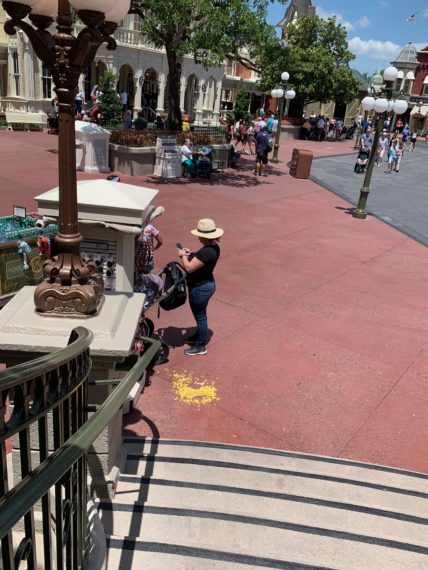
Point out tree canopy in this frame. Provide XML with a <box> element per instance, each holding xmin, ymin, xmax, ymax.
<box><xmin>132</xmin><ymin>0</ymin><xmax>281</xmax><ymax>129</ymax></box>
<box><xmin>257</xmin><ymin>15</ymin><xmax>359</xmax><ymax>115</ymax></box>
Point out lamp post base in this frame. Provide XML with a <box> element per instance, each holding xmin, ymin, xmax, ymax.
<box><xmin>352</xmin><ymin>208</ymin><xmax>368</xmax><ymax>220</ymax></box>
<box><xmin>34</xmin><ymin>278</ymin><xmax>105</xmax><ymax>318</ymax></box>
<box><xmin>271</xmin><ymin>144</ymin><xmax>280</xmax><ymax>163</ymax></box>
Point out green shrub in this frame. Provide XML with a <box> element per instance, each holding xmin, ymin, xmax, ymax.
<box><xmin>109</xmin><ymin>129</ymin><xmax>225</xmax><ymax>147</ymax></box>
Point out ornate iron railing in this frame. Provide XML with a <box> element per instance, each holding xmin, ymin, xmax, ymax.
<box><xmin>0</xmin><ymin>326</ymin><xmax>160</xmax><ymax>570</ymax></box>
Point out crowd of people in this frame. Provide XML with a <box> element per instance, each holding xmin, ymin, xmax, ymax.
<box><xmin>300</xmin><ymin>113</ymin><xmax>355</xmax><ymax>142</ymax></box>
<box><xmin>228</xmin><ymin>114</ymin><xmax>277</xmax><ymax>176</ymax></box>
<box><xmin>354</xmin><ymin>119</ymin><xmax>419</xmax><ymax>175</ymax></box>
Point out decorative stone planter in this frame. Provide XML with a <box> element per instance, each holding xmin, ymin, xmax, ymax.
<box><xmin>109</xmin><ymin>144</ymin><xmax>156</xmax><ymax>176</ymax></box>
<box><xmin>109</xmin><ymin>143</ymin><xmax>231</xmax><ymax>176</ymax></box>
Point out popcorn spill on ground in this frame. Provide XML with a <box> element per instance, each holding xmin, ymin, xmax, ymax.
<box><xmin>170</xmin><ymin>370</ymin><xmax>220</xmax><ymax>407</ymax></box>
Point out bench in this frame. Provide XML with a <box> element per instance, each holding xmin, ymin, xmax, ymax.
<box><xmin>6</xmin><ymin>111</ymin><xmax>47</xmax><ymax>132</ymax></box>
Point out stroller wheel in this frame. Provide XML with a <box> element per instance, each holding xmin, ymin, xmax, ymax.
<box><xmin>139</xmin><ymin>338</ymin><xmax>169</xmax><ymax>366</ymax></box>
<box><xmin>140</xmin><ymin>317</ymin><xmax>154</xmax><ymax>337</ymax></box>
<box><xmin>151</xmin><ymin>340</ymin><xmax>169</xmax><ymax>366</ymax></box>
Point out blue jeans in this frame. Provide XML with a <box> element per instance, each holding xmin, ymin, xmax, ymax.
<box><xmin>189</xmin><ymin>281</ymin><xmax>216</xmax><ymax>346</ymax></box>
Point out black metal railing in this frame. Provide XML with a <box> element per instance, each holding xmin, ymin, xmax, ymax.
<box><xmin>0</xmin><ymin>326</ymin><xmax>160</xmax><ymax>570</ymax></box>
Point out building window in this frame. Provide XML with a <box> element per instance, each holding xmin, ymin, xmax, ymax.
<box><xmin>41</xmin><ymin>65</ymin><xmax>52</xmax><ymax>99</ymax></box>
<box><xmin>12</xmin><ymin>51</ymin><xmax>19</xmax><ymax>96</ymax></box>
<box><xmin>401</xmin><ymin>79</ymin><xmax>411</xmax><ymax>94</ymax></box>
<box><xmin>423</xmin><ymin>84</ymin><xmax>428</xmax><ymax>96</ymax></box>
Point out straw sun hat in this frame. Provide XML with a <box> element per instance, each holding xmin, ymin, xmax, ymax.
<box><xmin>191</xmin><ymin>218</ymin><xmax>223</xmax><ymax>240</ymax></box>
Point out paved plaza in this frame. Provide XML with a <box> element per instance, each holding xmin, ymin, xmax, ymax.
<box><xmin>311</xmin><ymin>143</ymin><xmax>428</xmax><ymax>246</ymax></box>
<box><xmin>1</xmin><ymin>132</ymin><xmax>427</xmax><ymax>475</ymax></box>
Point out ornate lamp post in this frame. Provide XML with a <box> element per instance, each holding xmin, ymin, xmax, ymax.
<box><xmin>270</xmin><ymin>71</ymin><xmax>296</xmax><ymax>164</ymax></box>
<box><xmin>352</xmin><ymin>66</ymin><xmax>408</xmax><ymax>220</ymax></box>
<box><xmin>1</xmin><ymin>0</ymin><xmax>131</xmax><ymax>316</ymax></box>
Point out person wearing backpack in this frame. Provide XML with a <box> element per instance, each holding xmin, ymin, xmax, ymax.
<box><xmin>177</xmin><ymin>218</ymin><xmax>223</xmax><ymax>356</ymax></box>
<box><xmin>255</xmin><ymin>126</ymin><xmax>270</xmax><ymax>176</ymax></box>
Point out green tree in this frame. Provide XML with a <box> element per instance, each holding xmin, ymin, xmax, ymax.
<box><xmin>98</xmin><ymin>70</ymin><xmax>123</xmax><ymax>127</ymax></box>
<box><xmin>258</xmin><ymin>15</ymin><xmax>359</xmax><ymax>117</ymax></box>
<box><xmin>233</xmin><ymin>89</ymin><xmax>250</xmax><ymax>123</ymax></box>
<box><xmin>131</xmin><ymin>0</ymin><xmax>280</xmax><ymax>130</ymax></box>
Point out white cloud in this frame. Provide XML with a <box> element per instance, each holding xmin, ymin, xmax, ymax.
<box><xmin>420</xmin><ymin>9</ymin><xmax>428</xmax><ymax>17</ymax></box>
<box><xmin>355</xmin><ymin>16</ymin><xmax>371</xmax><ymax>29</ymax></box>
<box><xmin>348</xmin><ymin>37</ymin><xmax>401</xmax><ymax>60</ymax></box>
<box><xmin>317</xmin><ymin>6</ymin><xmax>354</xmax><ymax>31</ymax></box>
<box><xmin>380</xmin><ymin>1</ymin><xmax>389</xmax><ymax>8</ymax></box>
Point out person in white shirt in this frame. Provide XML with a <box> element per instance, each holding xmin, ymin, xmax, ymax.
<box><xmin>120</xmin><ymin>90</ymin><xmax>128</xmax><ymax>110</ymax></box>
<box><xmin>75</xmin><ymin>89</ymin><xmax>84</xmax><ymax>116</ymax></box>
<box><xmin>181</xmin><ymin>139</ymin><xmax>196</xmax><ymax>176</ymax></box>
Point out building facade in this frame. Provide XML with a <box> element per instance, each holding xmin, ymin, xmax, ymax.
<box><xmin>0</xmin><ymin>10</ymin><xmax>224</xmax><ymax>126</ymax></box>
<box><xmin>391</xmin><ymin>42</ymin><xmax>428</xmax><ymax>133</ymax></box>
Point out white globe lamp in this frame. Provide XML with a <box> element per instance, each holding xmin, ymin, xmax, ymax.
<box><xmin>361</xmin><ymin>96</ymin><xmax>375</xmax><ymax>111</ymax></box>
<box><xmin>276</xmin><ymin>88</ymin><xmax>284</xmax><ymax>99</ymax></box>
<box><xmin>105</xmin><ymin>0</ymin><xmax>131</xmax><ymax>23</ymax></box>
<box><xmin>69</xmin><ymin>0</ymin><xmax>119</xmax><ymax>13</ymax></box>
<box><xmin>281</xmin><ymin>72</ymin><xmax>290</xmax><ymax>82</ymax></box>
<box><xmin>373</xmin><ymin>98</ymin><xmax>389</xmax><ymax>113</ymax></box>
<box><xmin>383</xmin><ymin>66</ymin><xmax>399</xmax><ymax>82</ymax></box>
<box><xmin>32</xmin><ymin>0</ymin><xmax>57</xmax><ymax>17</ymax></box>
<box><xmin>393</xmin><ymin>99</ymin><xmax>408</xmax><ymax>115</ymax></box>
<box><xmin>8</xmin><ymin>0</ymin><xmax>40</xmax><ymax>7</ymax></box>
<box><xmin>286</xmin><ymin>89</ymin><xmax>296</xmax><ymax>100</ymax></box>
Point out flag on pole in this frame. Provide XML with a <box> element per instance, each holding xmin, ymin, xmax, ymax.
<box><xmin>406</xmin><ymin>13</ymin><xmax>417</xmax><ymax>22</ymax></box>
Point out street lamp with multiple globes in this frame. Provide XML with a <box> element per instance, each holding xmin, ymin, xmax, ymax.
<box><xmin>352</xmin><ymin>66</ymin><xmax>408</xmax><ymax>220</ymax></box>
<box><xmin>1</xmin><ymin>0</ymin><xmax>131</xmax><ymax>316</ymax></box>
<box><xmin>270</xmin><ymin>71</ymin><xmax>296</xmax><ymax>163</ymax></box>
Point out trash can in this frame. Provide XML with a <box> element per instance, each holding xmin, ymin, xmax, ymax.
<box><xmin>289</xmin><ymin>148</ymin><xmax>313</xmax><ymax>179</ymax></box>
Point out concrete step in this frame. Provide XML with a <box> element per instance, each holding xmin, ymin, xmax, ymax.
<box><xmin>123</xmin><ymin>437</ymin><xmax>428</xmax><ymax>494</ymax></box>
<box><xmin>99</xmin><ymin>438</ymin><xmax>428</xmax><ymax>569</ymax></box>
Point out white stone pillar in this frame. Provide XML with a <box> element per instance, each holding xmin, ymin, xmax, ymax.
<box><xmin>156</xmin><ymin>72</ymin><xmax>166</xmax><ymax>114</ymax></box>
<box><xmin>212</xmin><ymin>80</ymin><xmax>222</xmax><ymax>126</ymax></box>
<box><xmin>194</xmin><ymin>78</ymin><xmax>205</xmax><ymax>126</ymax></box>
<box><xmin>7</xmin><ymin>49</ymin><xmax>14</xmax><ymax>97</ymax></box>
<box><xmin>134</xmin><ymin>72</ymin><xmax>142</xmax><ymax>113</ymax></box>
<box><xmin>179</xmin><ymin>75</ymin><xmax>187</xmax><ymax>113</ymax></box>
<box><xmin>23</xmin><ymin>38</ymin><xmax>35</xmax><ymax>100</ymax></box>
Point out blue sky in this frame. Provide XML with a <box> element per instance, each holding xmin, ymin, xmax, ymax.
<box><xmin>267</xmin><ymin>1</ymin><xmax>428</xmax><ymax>74</ymax></box>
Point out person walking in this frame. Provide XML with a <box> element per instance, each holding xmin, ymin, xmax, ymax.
<box><xmin>177</xmin><ymin>219</ymin><xmax>223</xmax><ymax>356</ymax></box>
<box><xmin>255</xmin><ymin>125</ymin><xmax>269</xmax><ymax>176</ymax></box>
<box><xmin>376</xmin><ymin>130</ymin><xmax>389</xmax><ymax>167</ymax></box>
<box><xmin>75</xmin><ymin>89</ymin><xmax>84</xmax><ymax>116</ymax></box>
<box><xmin>409</xmin><ymin>131</ymin><xmax>417</xmax><ymax>151</ymax></box>
<box><xmin>134</xmin><ymin>206</ymin><xmax>164</xmax><ymax>292</ymax></box>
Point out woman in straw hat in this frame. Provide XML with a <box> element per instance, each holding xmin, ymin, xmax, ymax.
<box><xmin>177</xmin><ymin>219</ymin><xmax>223</xmax><ymax>356</ymax></box>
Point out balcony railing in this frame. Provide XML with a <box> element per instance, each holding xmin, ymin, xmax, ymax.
<box><xmin>0</xmin><ymin>326</ymin><xmax>160</xmax><ymax>569</ymax></box>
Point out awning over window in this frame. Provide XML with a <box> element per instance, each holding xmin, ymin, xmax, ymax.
<box><xmin>423</xmin><ymin>75</ymin><xmax>428</xmax><ymax>85</ymax></box>
<box><xmin>405</xmin><ymin>71</ymin><xmax>415</xmax><ymax>80</ymax></box>
<box><xmin>410</xmin><ymin>105</ymin><xmax>428</xmax><ymax>115</ymax></box>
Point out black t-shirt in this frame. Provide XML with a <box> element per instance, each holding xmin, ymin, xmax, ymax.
<box><xmin>186</xmin><ymin>244</ymin><xmax>220</xmax><ymax>288</ymax></box>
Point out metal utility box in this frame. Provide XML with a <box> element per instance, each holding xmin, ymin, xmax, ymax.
<box><xmin>153</xmin><ymin>137</ymin><xmax>181</xmax><ymax>178</ymax></box>
<box><xmin>289</xmin><ymin>149</ymin><xmax>313</xmax><ymax>179</ymax></box>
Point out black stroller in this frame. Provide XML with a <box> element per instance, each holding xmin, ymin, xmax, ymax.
<box><xmin>354</xmin><ymin>148</ymin><xmax>370</xmax><ymax>173</ymax></box>
<box><xmin>130</xmin><ymin>261</ymin><xmax>187</xmax><ymax>367</ymax></box>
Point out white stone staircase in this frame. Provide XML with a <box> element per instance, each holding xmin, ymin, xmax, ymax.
<box><xmin>96</xmin><ymin>438</ymin><xmax>428</xmax><ymax>569</ymax></box>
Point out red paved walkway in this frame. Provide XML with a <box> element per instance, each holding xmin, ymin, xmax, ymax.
<box><xmin>1</xmin><ymin>131</ymin><xmax>427</xmax><ymax>473</ymax></box>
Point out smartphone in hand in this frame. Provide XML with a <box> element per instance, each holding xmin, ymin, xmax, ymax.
<box><xmin>176</xmin><ymin>242</ymin><xmax>182</xmax><ymax>249</ymax></box>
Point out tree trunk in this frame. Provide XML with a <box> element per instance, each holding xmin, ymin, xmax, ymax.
<box><xmin>165</xmin><ymin>46</ymin><xmax>182</xmax><ymax>132</ymax></box>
